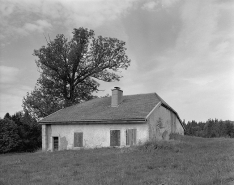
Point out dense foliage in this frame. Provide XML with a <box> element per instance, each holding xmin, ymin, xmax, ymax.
<box><xmin>0</xmin><ymin>112</ymin><xmax>41</xmax><ymax>153</ymax></box>
<box><xmin>23</xmin><ymin>27</ymin><xmax>131</xmax><ymax>119</ymax></box>
<box><xmin>185</xmin><ymin>119</ymin><xmax>234</xmax><ymax>138</ymax></box>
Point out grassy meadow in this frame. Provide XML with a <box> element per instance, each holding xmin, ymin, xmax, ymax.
<box><xmin>1</xmin><ymin>135</ymin><xmax>234</xmax><ymax>185</ymax></box>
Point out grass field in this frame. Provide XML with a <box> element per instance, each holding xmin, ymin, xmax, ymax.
<box><xmin>1</xmin><ymin>135</ymin><xmax>234</xmax><ymax>185</ymax></box>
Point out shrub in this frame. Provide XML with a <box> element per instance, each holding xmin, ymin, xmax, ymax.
<box><xmin>138</xmin><ymin>140</ymin><xmax>178</xmax><ymax>152</ymax></box>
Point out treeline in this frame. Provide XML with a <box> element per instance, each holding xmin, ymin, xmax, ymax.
<box><xmin>0</xmin><ymin>112</ymin><xmax>41</xmax><ymax>154</ymax></box>
<box><xmin>184</xmin><ymin>119</ymin><xmax>234</xmax><ymax>138</ymax></box>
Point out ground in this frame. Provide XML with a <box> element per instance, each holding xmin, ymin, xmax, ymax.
<box><xmin>1</xmin><ymin>135</ymin><xmax>234</xmax><ymax>185</ymax></box>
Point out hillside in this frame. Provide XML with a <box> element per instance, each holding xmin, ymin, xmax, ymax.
<box><xmin>1</xmin><ymin>135</ymin><xmax>234</xmax><ymax>185</ymax></box>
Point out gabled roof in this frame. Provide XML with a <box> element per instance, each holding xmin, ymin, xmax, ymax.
<box><xmin>39</xmin><ymin>93</ymin><xmax>183</xmax><ymax>128</ymax></box>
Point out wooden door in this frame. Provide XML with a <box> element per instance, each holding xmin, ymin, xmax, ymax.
<box><xmin>110</xmin><ymin>130</ymin><xmax>120</xmax><ymax>146</ymax></box>
<box><xmin>74</xmin><ymin>132</ymin><xmax>83</xmax><ymax>147</ymax></box>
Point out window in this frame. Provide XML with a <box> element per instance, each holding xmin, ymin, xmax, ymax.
<box><xmin>110</xmin><ymin>130</ymin><xmax>120</xmax><ymax>146</ymax></box>
<box><xmin>126</xmin><ymin>129</ymin><xmax>136</xmax><ymax>146</ymax></box>
<box><xmin>53</xmin><ymin>137</ymin><xmax>59</xmax><ymax>150</ymax></box>
<box><xmin>74</xmin><ymin>132</ymin><xmax>83</xmax><ymax>147</ymax></box>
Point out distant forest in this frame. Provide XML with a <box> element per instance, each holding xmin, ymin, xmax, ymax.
<box><xmin>184</xmin><ymin>119</ymin><xmax>234</xmax><ymax>138</ymax></box>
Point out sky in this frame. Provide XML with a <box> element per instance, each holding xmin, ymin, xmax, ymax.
<box><xmin>0</xmin><ymin>0</ymin><xmax>233</xmax><ymax>122</ymax></box>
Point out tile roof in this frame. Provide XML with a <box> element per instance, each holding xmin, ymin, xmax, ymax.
<box><xmin>39</xmin><ymin>93</ymin><xmax>181</xmax><ymax>124</ymax></box>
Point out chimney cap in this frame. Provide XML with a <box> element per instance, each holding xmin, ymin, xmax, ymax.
<box><xmin>111</xmin><ymin>87</ymin><xmax>122</xmax><ymax>92</ymax></box>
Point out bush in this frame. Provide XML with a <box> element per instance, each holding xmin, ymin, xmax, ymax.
<box><xmin>138</xmin><ymin>140</ymin><xmax>179</xmax><ymax>153</ymax></box>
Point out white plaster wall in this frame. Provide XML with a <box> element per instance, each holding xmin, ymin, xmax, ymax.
<box><xmin>46</xmin><ymin>123</ymin><xmax>148</xmax><ymax>151</ymax></box>
<box><xmin>147</xmin><ymin>105</ymin><xmax>184</xmax><ymax>140</ymax></box>
<box><xmin>175</xmin><ymin>118</ymin><xmax>184</xmax><ymax>135</ymax></box>
<box><xmin>42</xmin><ymin>125</ymin><xmax>46</xmax><ymax>151</ymax></box>
<box><xmin>147</xmin><ymin>105</ymin><xmax>171</xmax><ymax>140</ymax></box>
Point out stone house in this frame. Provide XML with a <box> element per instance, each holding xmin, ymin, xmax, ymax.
<box><xmin>39</xmin><ymin>87</ymin><xmax>184</xmax><ymax>151</ymax></box>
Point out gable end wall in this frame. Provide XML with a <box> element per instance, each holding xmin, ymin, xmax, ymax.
<box><xmin>147</xmin><ymin>104</ymin><xmax>184</xmax><ymax>141</ymax></box>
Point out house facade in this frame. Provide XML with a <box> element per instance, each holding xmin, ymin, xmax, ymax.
<box><xmin>39</xmin><ymin>87</ymin><xmax>184</xmax><ymax>151</ymax></box>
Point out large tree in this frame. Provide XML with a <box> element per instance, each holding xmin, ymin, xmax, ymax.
<box><xmin>23</xmin><ymin>27</ymin><xmax>131</xmax><ymax>119</ymax></box>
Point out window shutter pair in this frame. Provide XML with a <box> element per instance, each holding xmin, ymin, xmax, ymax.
<box><xmin>126</xmin><ymin>129</ymin><xmax>136</xmax><ymax>146</ymax></box>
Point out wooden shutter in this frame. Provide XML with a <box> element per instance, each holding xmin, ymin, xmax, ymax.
<box><xmin>132</xmin><ymin>129</ymin><xmax>136</xmax><ymax>145</ymax></box>
<box><xmin>74</xmin><ymin>132</ymin><xmax>83</xmax><ymax>147</ymax></box>
<box><xmin>110</xmin><ymin>130</ymin><xmax>120</xmax><ymax>146</ymax></box>
<box><xmin>126</xmin><ymin>129</ymin><xmax>132</xmax><ymax>145</ymax></box>
<box><xmin>126</xmin><ymin>130</ymin><xmax>129</xmax><ymax>145</ymax></box>
<box><xmin>126</xmin><ymin>129</ymin><xmax>136</xmax><ymax>146</ymax></box>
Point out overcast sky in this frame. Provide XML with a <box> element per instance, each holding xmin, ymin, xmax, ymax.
<box><xmin>0</xmin><ymin>0</ymin><xmax>233</xmax><ymax>122</ymax></box>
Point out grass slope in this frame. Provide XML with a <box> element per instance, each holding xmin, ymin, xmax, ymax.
<box><xmin>1</xmin><ymin>135</ymin><xmax>234</xmax><ymax>185</ymax></box>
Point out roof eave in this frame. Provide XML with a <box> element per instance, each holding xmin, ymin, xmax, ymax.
<box><xmin>39</xmin><ymin>118</ymin><xmax>147</xmax><ymax>125</ymax></box>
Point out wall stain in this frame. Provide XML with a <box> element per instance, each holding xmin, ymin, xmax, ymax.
<box><xmin>162</xmin><ymin>130</ymin><xmax>169</xmax><ymax>140</ymax></box>
<box><xmin>60</xmin><ymin>136</ymin><xmax>68</xmax><ymax>150</ymax></box>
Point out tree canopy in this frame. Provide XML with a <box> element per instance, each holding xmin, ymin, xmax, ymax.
<box><xmin>23</xmin><ymin>27</ymin><xmax>131</xmax><ymax>119</ymax></box>
<box><xmin>0</xmin><ymin>112</ymin><xmax>41</xmax><ymax>153</ymax></box>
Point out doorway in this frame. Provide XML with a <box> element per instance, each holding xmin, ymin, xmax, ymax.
<box><xmin>53</xmin><ymin>137</ymin><xmax>59</xmax><ymax>151</ymax></box>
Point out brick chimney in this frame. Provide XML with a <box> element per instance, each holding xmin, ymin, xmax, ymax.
<box><xmin>111</xmin><ymin>87</ymin><xmax>123</xmax><ymax>107</ymax></box>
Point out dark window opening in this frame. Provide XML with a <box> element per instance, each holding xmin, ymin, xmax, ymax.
<box><xmin>110</xmin><ymin>130</ymin><xmax>120</xmax><ymax>146</ymax></box>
